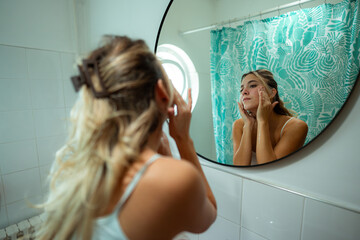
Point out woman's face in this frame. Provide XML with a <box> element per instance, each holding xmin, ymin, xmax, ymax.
<box><xmin>240</xmin><ymin>74</ymin><xmax>265</xmax><ymax>110</ymax></box>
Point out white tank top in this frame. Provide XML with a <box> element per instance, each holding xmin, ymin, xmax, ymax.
<box><xmin>280</xmin><ymin>117</ymin><xmax>294</xmax><ymax>136</ymax></box>
<box><xmin>91</xmin><ymin>154</ymin><xmax>161</xmax><ymax>240</ymax></box>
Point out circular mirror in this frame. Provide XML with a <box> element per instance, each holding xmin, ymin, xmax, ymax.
<box><xmin>155</xmin><ymin>0</ymin><xmax>360</xmax><ymax>167</ymax></box>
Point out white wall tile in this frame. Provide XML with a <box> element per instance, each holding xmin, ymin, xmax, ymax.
<box><xmin>30</xmin><ymin>78</ymin><xmax>65</xmax><ymax>109</ymax></box>
<box><xmin>241</xmin><ymin>227</ymin><xmax>268</xmax><ymax>240</ymax></box>
<box><xmin>63</xmin><ymin>78</ymin><xmax>78</xmax><ymax>108</ymax></box>
<box><xmin>199</xmin><ymin>216</ymin><xmax>240</xmax><ymax>240</ymax></box>
<box><xmin>0</xmin><ymin>79</ymin><xmax>32</xmax><ymax>111</ymax></box>
<box><xmin>39</xmin><ymin>164</ymin><xmax>52</xmax><ymax>195</ymax></box>
<box><xmin>0</xmin><ymin>0</ymin><xmax>76</xmax><ymax>52</ymax></box>
<box><xmin>0</xmin><ymin>45</ymin><xmax>27</xmax><ymax>79</ymax></box>
<box><xmin>33</xmin><ymin>109</ymin><xmax>67</xmax><ymax>138</ymax></box>
<box><xmin>61</xmin><ymin>52</ymin><xmax>78</xmax><ymax>108</ymax></box>
<box><xmin>241</xmin><ymin>180</ymin><xmax>304</xmax><ymax>240</ymax></box>
<box><xmin>203</xmin><ymin>166</ymin><xmax>242</xmax><ymax>224</ymax></box>
<box><xmin>6</xmin><ymin>195</ymin><xmax>42</xmax><ymax>226</ymax></box>
<box><xmin>0</xmin><ymin>180</ymin><xmax>4</xmax><ymax>206</ymax></box>
<box><xmin>27</xmin><ymin>50</ymin><xmax>62</xmax><ymax>79</ymax></box>
<box><xmin>37</xmin><ymin>135</ymin><xmax>65</xmax><ymax>166</ymax></box>
<box><xmin>2</xmin><ymin>168</ymin><xmax>42</xmax><ymax>204</ymax></box>
<box><xmin>302</xmin><ymin>199</ymin><xmax>360</xmax><ymax>240</ymax></box>
<box><xmin>0</xmin><ymin>111</ymin><xmax>35</xmax><ymax>143</ymax></box>
<box><xmin>0</xmin><ymin>140</ymin><xmax>38</xmax><ymax>174</ymax></box>
<box><xmin>0</xmin><ymin>204</ymin><xmax>9</xmax><ymax>229</ymax></box>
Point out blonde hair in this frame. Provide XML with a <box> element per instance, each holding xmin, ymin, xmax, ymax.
<box><xmin>241</xmin><ymin>69</ymin><xmax>295</xmax><ymax>117</ymax></box>
<box><xmin>36</xmin><ymin>36</ymin><xmax>173</xmax><ymax>239</ymax></box>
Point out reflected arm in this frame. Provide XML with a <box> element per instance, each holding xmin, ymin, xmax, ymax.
<box><xmin>232</xmin><ymin>119</ymin><xmax>253</xmax><ymax>166</ymax></box>
<box><xmin>256</xmin><ymin>121</ymin><xmax>277</xmax><ymax>164</ymax></box>
<box><xmin>256</xmin><ymin>119</ymin><xmax>308</xmax><ymax>164</ymax></box>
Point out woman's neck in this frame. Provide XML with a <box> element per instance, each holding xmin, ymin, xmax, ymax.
<box><xmin>145</xmin><ymin>123</ymin><xmax>164</xmax><ymax>153</ymax></box>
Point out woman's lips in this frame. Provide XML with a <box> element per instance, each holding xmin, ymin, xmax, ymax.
<box><xmin>242</xmin><ymin>98</ymin><xmax>250</xmax><ymax>101</ymax></box>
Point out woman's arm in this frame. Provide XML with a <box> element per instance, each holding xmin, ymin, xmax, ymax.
<box><xmin>256</xmin><ymin>120</ymin><xmax>277</xmax><ymax>164</ymax></box>
<box><xmin>167</xmin><ymin>88</ymin><xmax>217</xmax><ymax>228</ymax></box>
<box><xmin>232</xmin><ymin>101</ymin><xmax>256</xmax><ymax>165</ymax></box>
<box><xmin>257</xmin><ymin>119</ymin><xmax>308</xmax><ymax>163</ymax></box>
<box><xmin>256</xmin><ymin>87</ymin><xmax>308</xmax><ymax>163</ymax></box>
<box><xmin>232</xmin><ymin>119</ymin><xmax>253</xmax><ymax>165</ymax></box>
<box><xmin>256</xmin><ymin>87</ymin><xmax>280</xmax><ymax>164</ymax></box>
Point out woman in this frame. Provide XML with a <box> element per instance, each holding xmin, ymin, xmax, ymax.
<box><xmin>232</xmin><ymin>69</ymin><xmax>308</xmax><ymax>166</ymax></box>
<box><xmin>37</xmin><ymin>36</ymin><xmax>217</xmax><ymax>239</ymax></box>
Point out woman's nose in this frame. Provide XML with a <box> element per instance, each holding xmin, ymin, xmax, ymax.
<box><xmin>242</xmin><ymin>88</ymin><xmax>249</xmax><ymax>95</ymax></box>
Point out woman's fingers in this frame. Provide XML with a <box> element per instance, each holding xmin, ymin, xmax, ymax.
<box><xmin>187</xmin><ymin>88</ymin><xmax>192</xmax><ymax>111</ymax></box>
<box><xmin>237</xmin><ymin>101</ymin><xmax>242</xmax><ymax>111</ymax></box>
<box><xmin>172</xmin><ymin>88</ymin><xmax>192</xmax><ymax>114</ymax></box>
<box><xmin>167</xmin><ymin>88</ymin><xmax>192</xmax><ymax>141</ymax></box>
<box><xmin>258</xmin><ymin>87</ymin><xmax>271</xmax><ymax>105</ymax></box>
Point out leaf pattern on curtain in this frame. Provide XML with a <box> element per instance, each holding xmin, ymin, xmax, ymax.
<box><xmin>210</xmin><ymin>0</ymin><xmax>360</xmax><ymax>165</ymax></box>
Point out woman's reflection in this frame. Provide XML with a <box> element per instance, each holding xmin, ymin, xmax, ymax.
<box><xmin>232</xmin><ymin>69</ymin><xmax>308</xmax><ymax>166</ymax></box>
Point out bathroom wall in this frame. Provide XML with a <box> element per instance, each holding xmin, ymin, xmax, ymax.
<box><xmin>0</xmin><ymin>0</ymin><xmax>359</xmax><ymax>239</ymax></box>
<box><xmin>0</xmin><ymin>0</ymin><xmax>78</xmax><ymax>227</ymax></box>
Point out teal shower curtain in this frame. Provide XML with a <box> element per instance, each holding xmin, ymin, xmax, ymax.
<box><xmin>210</xmin><ymin>0</ymin><xmax>360</xmax><ymax>164</ymax></box>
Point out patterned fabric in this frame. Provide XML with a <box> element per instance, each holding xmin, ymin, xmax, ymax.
<box><xmin>210</xmin><ymin>0</ymin><xmax>360</xmax><ymax>165</ymax></box>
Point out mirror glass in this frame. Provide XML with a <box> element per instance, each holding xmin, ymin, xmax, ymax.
<box><xmin>156</xmin><ymin>0</ymin><xmax>359</xmax><ymax>166</ymax></box>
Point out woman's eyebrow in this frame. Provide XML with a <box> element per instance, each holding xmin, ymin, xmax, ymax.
<box><xmin>247</xmin><ymin>80</ymin><xmax>258</xmax><ymax>84</ymax></box>
<box><xmin>241</xmin><ymin>79</ymin><xmax>258</xmax><ymax>88</ymax></box>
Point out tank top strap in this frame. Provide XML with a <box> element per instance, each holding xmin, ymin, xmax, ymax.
<box><xmin>114</xmin><ymin>153</ymin><xmax>162</xmax><ymax>213</ymax></box>
<box><xmin>280</xmin><ymin>117</ymin><xmax>294</xmax><ymax>136</ymax></box>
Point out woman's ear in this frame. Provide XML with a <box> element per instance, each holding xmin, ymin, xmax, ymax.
<box><xmin>270</xmin><ymin>88</ymin><xmax>277</xmax><ymax>100</ymax></box>
<box><xmin>155</xmin><ymin>79</ymin><xmax>170</xmax><ymax>111</ymax></box>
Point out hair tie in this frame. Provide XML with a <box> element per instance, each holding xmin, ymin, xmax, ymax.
<box><xmin>70</xmin><ymin>58</ymin><xmax>111</xmax><ymax>98</ymax></box>
<box><xmin>71</xmin><ymin>64</ymin><xmax>87</xmax><ymax>92</ymax></box>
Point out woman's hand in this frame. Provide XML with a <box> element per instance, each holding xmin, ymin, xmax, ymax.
<box><xmin>256</xmin><ymin>87</ymin><xmax>278</xmax><ymax>123</ymax></box>
<box><xmin>237</xmin><ymin>100</ymin><xmax>255</xmax><ymax>127</ymax></box>
<box><xmin>168</xmin><ymin>88</ymin><xmax>192</xmax><ymax>142</ymax></box>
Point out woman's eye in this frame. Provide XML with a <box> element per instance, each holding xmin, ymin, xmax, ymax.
<box><xmin>250</xmin><ymin>84</ymin><xmax>257</xmax><ymax>88</ymax></box>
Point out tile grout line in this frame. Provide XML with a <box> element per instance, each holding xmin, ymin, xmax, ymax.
<box><xmin>200</xmin><ymin>161</ymin><xmax>360</xmax><ymax>214</ymax></box>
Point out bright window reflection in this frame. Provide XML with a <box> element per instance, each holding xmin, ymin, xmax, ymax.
<box><xmin>156</xmin><ymin>44</ymin><xmax>199</xmax><ymax>111</ymax></box>
<box><xmin>162</xmin><ymin>61</ymin><xmax>185</xmax><ymax>94</ymax></box>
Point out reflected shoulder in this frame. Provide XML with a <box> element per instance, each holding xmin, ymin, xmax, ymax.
<box><xmin>286</xmin><ymin>117</ymin><xmax>308</xmax><ymax>136</ymax></box>
<box><xmin>233</xmin><ymin>118</ymin><xmax>244</xmax><ymax>129</ymax></box>
<box><xmin>292</xmin><ymin>118</ymin><xmax>308</xmax><ymax>130</ymax></box>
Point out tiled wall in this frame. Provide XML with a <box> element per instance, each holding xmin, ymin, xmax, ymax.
<box><xmin>182</xmin><ymin>164</ymin><xmax>360</xmax><ymax>240</ymax></box>
<box><xmin>0</xmin><ymin>0</ymin><xmax>78</xmax><ymax>228</ymax></box>
<box><xmin>0</xmin><ymin>45</ymin><xmax>78</xmax><ymax>228</ymax></box>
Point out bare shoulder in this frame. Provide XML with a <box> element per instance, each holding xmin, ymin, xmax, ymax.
<box><xmin>129</xmin><ymin>157</ymin><xmax>209</xmax><ymax>237</ymax></box>
<box><xmin>142</xmin><ymin>157</ymin><xmax>203</xmax><ymax>199</ymax></box>
<box><xmin>119</xmin><ymin>157</ymin><xmax>206</xmax><ymax>239</ymax></box>
<box><xmin>232</xmin><ymin>118</ymin><xmax>244</xmax><ymax>130</ymax></box>
<box><xmin>289</xmin><ymin>118</ymin><xmax>308</xmax><ymax>132</ymax></box>
<box><xmin>283</xmin><ymin>117</ymin><xmax>308</xmax><ymax>141</ymax></box>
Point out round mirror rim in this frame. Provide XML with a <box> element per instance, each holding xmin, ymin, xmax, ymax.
<box><xmin>154</xmin><ymin>0</ymin><xmax>360</xmax><ymax>168</ymax></box>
